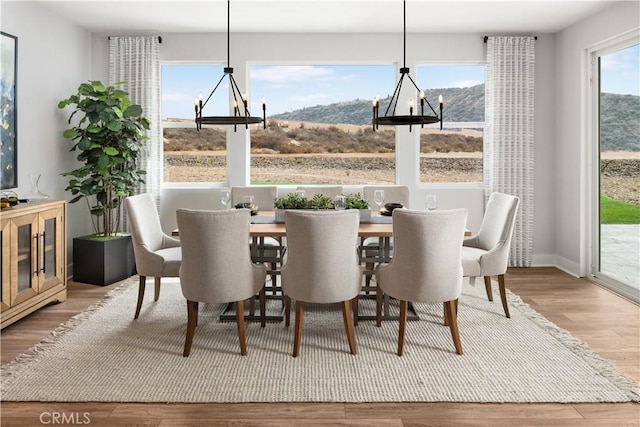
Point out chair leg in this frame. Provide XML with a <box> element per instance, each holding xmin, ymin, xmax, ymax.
<box><xmin>443</xmin><ymin>302</ymin><xmax>450</xmax><ymax>326</ymax></box>
<box><xmin>341</xmin><ymin>301</ymin><xmax>357</xmax><ymax>355</ymax></box>
<box><xmin>397</xmin><ymin>300</ymin><xmax>408</xmax><ymax>356</ymax></box>
<box><xmin>352</xmin><ymin>296</ymin><xmax>359</xmax><ymax>326</ymax></box>
<box><xmin>134</xmin><ymin>275</ymin><xmax>146</xmax><ymax>319</ymax></box>
<box><xmin>365</xmin><ymin>262</ymin><xmax>373</xmax><ymax>293</ymax></box>
<box><xmin>293</xmin><ymin>301</ymin><xmax>304</xmax><ymax>357</ymax></box>
<box><xmin>195</xmin><ymin>301</ymin><xmax>199</xmax><ymax>326</ymax></box>
<box><xmin>259</xmin><ymin>287</ymin><xmax>266</xmax><ymax>328</ymax></box>
<box><xmin>183</xmin><ymin>300</ymin><xmax>198</xmax><ymax>357</ymax></box>
<box><xmin>236</xmin><ymin>300</ymin><xmax>247</xmax><ymax>356</ymax></box>
<box><xmin>445</xmin><ymin>300</ymin><xmax>463</xmax><ymax>355</ymax></box>
<box><xmin>484</xmin><ymin>276</ymin><xmax>493</xmax><ymax>301</ymax></box>
<box><xmin>154</xmin><ymin>277</ymin><xmax>161</xmax><ymax>301</ymax></box>
<box><xmin>498</xmin><ymin>274</ymin><xmax>510</xmax><ymax>318</ymax></box>
<box><xmin>444</xmin><ymin>299</ymin><xmax>460</xmax><ymax>326</ymax></box>
<box><xmin>376</xmin><ymin>287</ymin><xmax>383</xmax><ymax>327</ymax></box>
<box><xmin>284</xmin><ymin>295</ymin><xmax>291</xmax><ymax>327</ymax></box>
<box><xmin>270</xmin><ymin>262</ymin><xmax>278</xmax><ymax>294</ymax></box>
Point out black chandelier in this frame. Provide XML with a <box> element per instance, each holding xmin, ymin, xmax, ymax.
<box><xmin>195</xmin><ymin>0</ymin><xmax>265</xmax><ymax>131</ymax></box>
<box><xmin>372</xmin><ymin>0</ymin><xmax>443</xmax><ymax>132</ymax></box>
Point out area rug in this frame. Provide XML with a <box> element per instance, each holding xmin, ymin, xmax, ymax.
<box><xmin>1</xmin><ymin>276</ymin><xmax>638</xmax><ymax>403</ymax></box>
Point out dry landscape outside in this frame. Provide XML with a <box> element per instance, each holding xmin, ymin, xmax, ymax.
<box><xmin>164</xmin><ymin>121</ymin><xmax>639</xmax><ymax>204</ymax></box>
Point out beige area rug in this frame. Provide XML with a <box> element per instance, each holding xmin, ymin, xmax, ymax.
<box><xmin>2</xmin><ymin>276</ymin><xmax>639</xmax><ymax>403</ymax></box>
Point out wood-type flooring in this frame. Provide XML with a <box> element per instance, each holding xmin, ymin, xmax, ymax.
<box><xmin>1</xmin><ymin>267</ymin><xmax>638</xmax><ymax>426</ymax></box>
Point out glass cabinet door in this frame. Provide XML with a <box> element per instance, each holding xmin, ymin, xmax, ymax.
<box><xmin>39</xmin><ymin>207</ymin><xmax>64</xmax><ymax>292</ymax></box>
<box><xmin>1</xmin><ymin>220</ymin><xmax>11</xmax><ymax>312</ymax></box>
<box><xmin>11</xmin><ymin>213</ymin><xmax>39</xmax><ymax>306</ymax></box>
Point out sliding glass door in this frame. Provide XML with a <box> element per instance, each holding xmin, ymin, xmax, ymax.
<box><xmin>590</xmin><ymin>35</ymin><xmax>640</xmax><ymax>302</ymax></box>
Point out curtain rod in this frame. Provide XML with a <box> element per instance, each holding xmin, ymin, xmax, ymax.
<box><xmin>484</xmin><ymin>36</ymin><xmax>537</xmax><ymax>43</ymax></box>
<box><xmin>108</xmin><ymin>36</ymin><xmax>162</xmax><ymax>43</ymax></box>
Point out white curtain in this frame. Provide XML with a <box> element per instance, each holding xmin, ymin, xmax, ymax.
<box><xmin>109</xmin><ymin>36</ymin><xmax>162</xmax><ymax>211</ymax></box>
<box><xmin>484</xmin><ymin>36</ymin><xmax>535</xmax><ymax>267</ymax></box>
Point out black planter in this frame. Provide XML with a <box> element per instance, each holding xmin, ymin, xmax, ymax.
<box><xmin>73</xmin><ymin>235</ymin><xmax>136</xmax><ymax>286</ymax></box>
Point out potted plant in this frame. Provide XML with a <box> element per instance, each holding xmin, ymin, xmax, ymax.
<box><xmin>273</xmin><ymin>192</ymin><xmax>370</xmax><ymax>222</ymax></box>
<box><xmin>58</xmin><ymin>80</ymin><xmax>150</xmax><ymax>285</ymax></box>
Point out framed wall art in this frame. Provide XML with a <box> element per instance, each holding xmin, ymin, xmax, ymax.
<box><xmin>1</xmin><ymin>31</ymin><xmax>17</xmax><ymax>189</ymax></box>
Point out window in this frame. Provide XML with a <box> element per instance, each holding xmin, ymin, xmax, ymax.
<box><xmin>161</xmin><ymin>64</ymin><xmax>228</xmax><ymax>183</ymax></box>
<box><xmin>249</xmin><ymin>65</ymin><xmax>395</xmax><ymax>185</ymax></box>
<box><xmin>417</xmin><ymin>64</ymin><xmax>485</xmax><ymax>183</ymax></box>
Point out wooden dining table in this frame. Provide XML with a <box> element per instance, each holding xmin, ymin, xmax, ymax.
<box><xmin>172</xmin><ymin>210</ymin><xmax>470</xmax><ymax>323</ymax></box>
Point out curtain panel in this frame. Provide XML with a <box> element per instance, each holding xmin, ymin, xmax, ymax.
<box><xmin>109</xmin><ymin>36</ymin><xmax>162</xmax><ymax>219</ymax></box>
<box><xmin>484</xmin><ymin>36</ymin><xmax>535</xmax><ymax>267</ymax></box>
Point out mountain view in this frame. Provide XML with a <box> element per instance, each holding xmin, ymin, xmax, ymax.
<box><xmin>270</xmin><ymin>84</ymin><xmax>640</xmax><ymax>152</ymax></box>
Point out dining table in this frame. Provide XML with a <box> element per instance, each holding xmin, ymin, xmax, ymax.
<box><xmin>172</xmin><ymin>210</ymin><xmax>470</xmax><ymax>323</ymax></box>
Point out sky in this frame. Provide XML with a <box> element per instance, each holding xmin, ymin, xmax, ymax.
<box><xmin>600</xmin><ymin>44</ymin><xmax>640</xmax><ymax>96</ymax></box>
<box><xmin>161</xmin><ymin>45</ymin><xmax>639</xmax><ymax>119</ymax></box>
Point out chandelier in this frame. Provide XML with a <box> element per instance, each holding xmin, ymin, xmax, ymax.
<box><xmin>195</xmin><ymin>0</ymin><xmax>265</xmax><ymax>131</ymax></box>
<box><xmin>372</xmin><ymin>0</ymin><xmax>443</xmax><ymax>132</ymax></box>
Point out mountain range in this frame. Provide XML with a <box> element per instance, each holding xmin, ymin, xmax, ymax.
<box><xmin>270</xmin><ymin>84</ymin><xmax>639</xmax><ymax>152</ymax></box>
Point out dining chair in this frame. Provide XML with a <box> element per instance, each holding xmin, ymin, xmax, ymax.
<box><xmin>361</xmin><ymin>185</ymin><xmax>410</xmax><ymax>288</ymax></box>
<box><xmin>375</xmin><ymin>208</ymin><xmax>468</xmax><ymax>356</ymax></box>
<box><xmin>296</xmin><ymin>185</ymin><xmax>343</xmax><ymax>199</ymax></box>
<box><xmin>231</xmin><ymin>185</ymin><xmax>284</xmax><ymax>299</ymax></box>
<box><xmin>281</xmin><ymin>210</ymin><xmax>362</xmax><ymax>357</ymax></box>
<box><xmin>363</xmin><ymin>185</ymin><xmax>410</xmax><ymax>211</ymax></box>
<box><xmin>124</xmin><ymin>193</ymin><xmax>182</xmax><ymax>319</ymax></box>
<box><xmin>176</xmin><ymin>209</ymin><xmax>267</xmax><ymax>357</ymax></box>
<box><xmin>461</xmin><ymin>192</ymin><xmax>520</xmax><ymax>318</ymax></box>
<box><xmin>231</xmin><ymin>186</ymin><xmax>277</xmax><ymax>211</ymax></box>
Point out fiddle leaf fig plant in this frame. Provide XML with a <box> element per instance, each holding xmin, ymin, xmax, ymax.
<box><xmin>58</xmin><ymin>80</ymin><xmax>150</xmax><ymax>237</ymax></box>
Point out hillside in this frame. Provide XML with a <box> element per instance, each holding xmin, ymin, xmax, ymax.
<box><xmin>270</xmin><ymin>85</ymin><xmax>639</xmax><ymax>151</ymax></box>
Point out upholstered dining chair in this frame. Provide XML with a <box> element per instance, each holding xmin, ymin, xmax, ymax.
<box><xmin>281</xmin><ymin>210</ymin><xmax>362</xmax><ymax>357</ymax></box>
<box><xmin>375</xmin><ymin>208</ymin><xmax>468</xmax><ymax>356</ymax></box>
<box><xmin>176</xmin><ymin>209</ymin><xmax>267</xmax><ymax>357</ymax></box>
<box><xmin>124</xmin><ymin>193</ymin><xmax>182</xmax><ymax>320</ymax></box>
<box><xmin>461</xmin><ymin>192</ymin><xmax>520</xmax><ymax>318</ymax></box>
<box><xmin>296</xmin><ymin>185</ymin><xmax>343</xmax><ymax>199</ymax></box>
<box><xmin>231</xmin><ymin>186</ymin><xmax>277</xmax><ymax>212</ymax></box>
<box><xmin>231</xmin><ymin>185</ymin><xmax>284</xmax><ymax>297</ymax></box>
<box><xmin>361</xmin><ymin>185</ymin><xmax>410</xmax><ymax>287</ymax></box>
<box><xmin>363</xmin><ymin>185</ymin><xmax>410</xmax><ymax>210</ymax></box>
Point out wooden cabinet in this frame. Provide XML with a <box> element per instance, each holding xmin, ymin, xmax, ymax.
<box><xmin>1</xmin><ymin>200</ymin><xmax>67</xmax><ymax>329</ymax></box>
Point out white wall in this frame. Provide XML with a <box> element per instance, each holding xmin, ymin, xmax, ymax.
<box><xmin>1</xmin><ymin>1</ymin><xmax>95</xmax><ymax>266</ymax></box>
<box><xmin>92</xmin><ymin>30</ymin><xmax>558</xmax><ymax>255</ymax></box>
<box><xmin>11</xmin><ymin>1</ymin><xmax>626</xmax><ymax>272</ymax></box>
<box><xmin>555</xmin><ymin>1</ymin><xmax>640</xmax><ymax>275</ymax></box>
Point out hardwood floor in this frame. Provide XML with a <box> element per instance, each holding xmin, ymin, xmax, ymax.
<box><xmin>1</xmin><ymin>267</ymin><xmax>638</xmax><ymax>426</ymax></box>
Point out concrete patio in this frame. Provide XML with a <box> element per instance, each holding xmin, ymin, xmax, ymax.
<box><xmin>600</xmin><ymin>224</ymin><xmax>640</xmax><ymax>291</ymax></box>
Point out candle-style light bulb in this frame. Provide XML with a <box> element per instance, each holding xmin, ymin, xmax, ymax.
<box><xmin>409</xmin><ymin>99</ymin><xmax>414</xmax><ymax>115</ymax></box>
<box><xmin>438</xmin><ymin>94</ymin><xmax>444</xmax><ymax>130</ymax></box>
<box><xmin>372</xmin><ymin>97</ymin><xmax>377</xmax><ymax>132</ymax></box>
<box><xmin>419</xmin><ymin>91</ymin><xmax>425</xmax><ymax>127</ymax></box>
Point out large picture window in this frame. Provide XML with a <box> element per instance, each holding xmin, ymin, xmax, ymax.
<box><xmin>417</xmin><ymin>64</ymin><xmax>485</xmax><ymax>183</ymax></box>
<box><xmin>249</xmin><ymin>64</ymin><xmax>395</xmax><ymax>185</ymax></box>
<box><xmin>161</xmin><ymin>64</ymin><xmax>228</xmax><ymax>183</ymax></box>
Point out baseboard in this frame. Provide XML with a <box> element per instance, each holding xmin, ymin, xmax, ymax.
<box><xmin>531</xmin><ymin>254</ymin><xmax>556</xmax><ymax>267</ymax></box>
